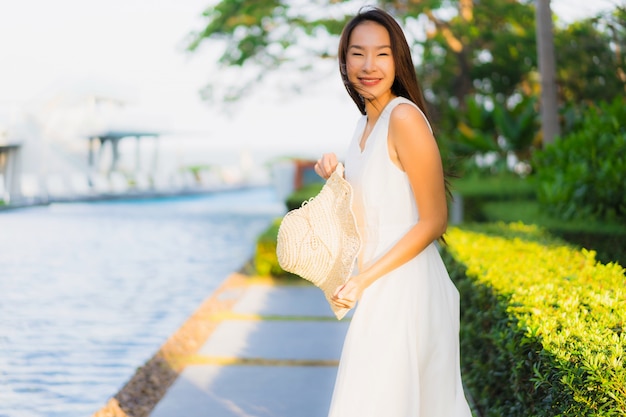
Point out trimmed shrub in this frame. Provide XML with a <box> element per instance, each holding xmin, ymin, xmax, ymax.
<box><xmin>533</xmin><ymin>99</ymin><xmax>626</xmax><ymax>221</ymax></box>
<box><xmin>285</xmin><ymin>182</ymin><xmax>323</xmax><ymax>211</ymax></box>
<box><xmin>444</xmin><ymin>222</ymin><xmax>626</xmax><ymax>416</ymax></box>
<box><xmin>253</xmin><ymin>218</ymin><xmax>287</xmax><ymax>277</ymax></box>
<box><xmin>478</xmin><ymin>199</ymin><xmax>626</xmax><ymax>267</ymax></box>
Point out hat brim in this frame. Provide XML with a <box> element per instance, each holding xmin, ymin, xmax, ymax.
<box><xmin>316</xmin><ymin>171</ymin><xmax>361</xmax><ymax>320</ymax></box>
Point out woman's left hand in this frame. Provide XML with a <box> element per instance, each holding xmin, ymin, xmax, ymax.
<box><xmin>331</xmin><ymin>277</ymin><xmax>366</xmax><ymax>310</ymax></box>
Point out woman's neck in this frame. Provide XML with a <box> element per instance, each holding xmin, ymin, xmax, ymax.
<box><xmin>364</xmin><ymin>93</ymin><xmax>396</xmax><ymax>122</ymax></box>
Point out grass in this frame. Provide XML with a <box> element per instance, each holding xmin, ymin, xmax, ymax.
<box><xmin>451</xmin><ymin>173</ymin><xmax>535</xmax><ymax>199</ymax></box>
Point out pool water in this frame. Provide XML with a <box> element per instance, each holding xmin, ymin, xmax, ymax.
<box><xmin>0</xmin><ymin>188</ymin><xmax>284</xmax><ymax>417</ymax></box>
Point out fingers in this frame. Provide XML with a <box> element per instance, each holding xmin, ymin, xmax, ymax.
<box><xmin>333</xmin><ymin>283</ymin><xmax>346</xmax><ymax>298</ymax></box>
<box><xmin>331</xmin><ymin>283</ymin><xmax>356</xmax><ymax>309</ymax></box>
<box><xmin>331</xmin><ymin>297</ymin><xmax>355</xmax><ymax>309</ymax></box>
<box><xmin>333</xmin><ymin>284</ymin><xmax>352</xmax><ymax>303</ymax></box>
<box><xmin>314</xmin><ymin>153</ymin><xmax>338</xmax><ymax>179</ymax></box>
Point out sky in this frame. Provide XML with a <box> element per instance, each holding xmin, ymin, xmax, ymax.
<box><xmin>0</xmin><ymin>0</ymin><xmax>620</xmax><ymax>162</ymax></box>
<box><xmin>0</xmin><ymin>0</ymin><xmax>357</xmax><ymax>160</ymax></box>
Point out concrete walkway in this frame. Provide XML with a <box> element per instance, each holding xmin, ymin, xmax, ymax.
<box><xmin>148</xmin><ymin>281</ymin><xmax>350</xmax><ymax>417</ymax></box>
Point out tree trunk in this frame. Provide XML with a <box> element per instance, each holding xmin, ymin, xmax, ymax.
<box><xmin>535</xmin><ymin>0</ymin><xmax>560</xmax><ymax>145</ymax></box>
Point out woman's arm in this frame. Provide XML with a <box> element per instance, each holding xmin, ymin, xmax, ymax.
<box><xmin>332</xmin><ymin>104</ymin><xmax>448</xmax><ymax>308</ymax></box>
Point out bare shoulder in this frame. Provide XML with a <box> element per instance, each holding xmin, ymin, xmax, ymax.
<box><xmin>389</xmin><ymin>102</ymin><xmax>433</xmax><ymax>141</ymax></box>
<box><xmin>390</xmin><ymin>102</ymin><xmax>420</xmax><ymax>120</ymax></box>
<box><xmin>387</xmin><ymin>102</ymin><xmax>440</xmax><ymax>172</ymax></box>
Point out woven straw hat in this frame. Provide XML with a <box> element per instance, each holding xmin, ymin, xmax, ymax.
<box><xmin>276</xmin><ymin>163</ymin><xmax>361</xmax><ymax>320</ymax></box>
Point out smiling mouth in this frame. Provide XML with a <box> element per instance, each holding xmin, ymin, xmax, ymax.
<box><xmin>359</xmin><ymin>78</ymin><xmax>381</xmax><ymax>86</ymax></box>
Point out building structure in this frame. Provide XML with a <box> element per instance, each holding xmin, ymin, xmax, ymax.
<box><xmin>0</xmin><ymin>141</ymin><xmax>22</xmax><ymax>203</ymax></box>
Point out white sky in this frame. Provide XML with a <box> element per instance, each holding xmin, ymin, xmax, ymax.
<box><xmin>0</xmin><ymin>0</ymin><xmax>620</xmax><ymax>158</ymax></box>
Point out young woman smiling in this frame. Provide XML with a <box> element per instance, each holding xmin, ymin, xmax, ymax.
<box><xmin>315</xmin><ymin>7</ymin><xmax>473</xmax><ymax>417</ymax></box>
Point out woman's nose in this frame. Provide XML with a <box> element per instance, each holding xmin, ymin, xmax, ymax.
<box><xmin>363</xmin><ymin>55</ymin><xmax>374</xmax><ymax>71</ymax></box>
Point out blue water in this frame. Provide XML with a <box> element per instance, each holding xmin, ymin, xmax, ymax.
<box><xmin>0</xmin><ymin>188</ymin><xmax>285</xmax><ymax>417</ymax></box>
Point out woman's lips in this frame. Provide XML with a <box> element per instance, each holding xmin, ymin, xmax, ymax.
<box><xmin>359</xmin><ymin>78</ymin><xmax>381</xmax><ymax>86</ymax></box>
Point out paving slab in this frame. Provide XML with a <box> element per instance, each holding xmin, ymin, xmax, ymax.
<box><xmin>146</xmin><ymin>281</ymin><xmax>353</xmax><ymax>417</ymax></box>
<box><xmin>198</xmin><ymin>320</ymin><xmax>349</xmax><ymax>361</ymax></box>
<box><xmin>232</xmin><ymin>285</ymin><xmax>337</xmax><ymax>317</ymax></box>
<box><xmin>149</xmin><ymin>365</ymin><xmax>337</xmax><ymax>417</ymax></box>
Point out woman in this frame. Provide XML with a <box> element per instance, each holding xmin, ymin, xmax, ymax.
<box><xmin>314</xmin><ymin>7</ymin><xmax>472</xmax><ymax>417</ymax></box>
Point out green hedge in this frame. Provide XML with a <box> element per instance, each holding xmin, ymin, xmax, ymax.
<box><xmin>444</xmin><ymin>222</ymin><xmax>626</xmax><ymax>416</ymax></box>
<box><xmin>285</xmin><ymin>182</ymin><xmax>323</xmax><ymax>211</ymax></box>
<box><xmin>253</xmin><ymin>217</ymin><xmax>289</xmax><ymax>277</ymax></box>
<box><xmin>480</xmin><ymin>200</ymin><xmax>626</xmax><ymax>267</ymax></box>
<box><xmin>452</xmin><ymin>173</ymin><xmax>626</xmax><ymax>267</ymax></box>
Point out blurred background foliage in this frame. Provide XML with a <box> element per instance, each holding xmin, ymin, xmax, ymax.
<box><xmin>188</xmin><ymin>0</ymin><xmax>626</xmax><ymax>262</ymax></box>
<box><xmin>187</xmin><ymin>0</ymin><xmax>624</xmax><ymax>112</ymax></box>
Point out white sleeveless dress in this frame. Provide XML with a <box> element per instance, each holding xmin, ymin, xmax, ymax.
<box><xmin>327</xmin><ymin>97</ymin><xmax>472</xmax><ymax>417</ymax></box>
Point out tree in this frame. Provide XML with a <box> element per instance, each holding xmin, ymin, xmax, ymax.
<box><xmin>187</xmin><ymin>0</ymin><xmax>539</xmax><ymax>108</ymax></box>
<box><xmin>186</xmin><ymin>0</ymin><xmax>352</xmax><ymax>102</ymax></box>
<box><xmin>187</xmin><ymin>0</ymin><xmax>625</xmax><ymax>159</ymax></box>
<box><xmin>535</xmin><ymin>0</ymin><xmax>560</xmax><ymax>145</ymax></box>
<box><xmin>554</xmin><ymin>7</ymin><xmax>626</xmax><ymax>104</ymax></box>
<box><xmin>610</xmin><ymin>5</ymin><xmax>626</xmax><ymax>90</ymax></box>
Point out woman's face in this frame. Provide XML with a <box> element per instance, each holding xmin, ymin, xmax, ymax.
<box><xmin>346</xmin><ymin>20</ymin><xmax>395</xmax><ymax>106</ymax></box>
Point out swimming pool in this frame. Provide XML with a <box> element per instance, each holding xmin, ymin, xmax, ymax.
<box><xmin>0</xmin><ymin>188</ymin><xmax>284</xmax><ymax>417</ymax></box>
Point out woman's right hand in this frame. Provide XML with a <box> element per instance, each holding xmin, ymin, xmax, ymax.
<box><xmin>314</xmin><ymin>153</ymin><xmax>339</xmax><ymax>180</ymax></box>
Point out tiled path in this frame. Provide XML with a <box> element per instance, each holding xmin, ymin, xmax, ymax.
<box><xmin>148</xmin><ymin>281</ymin><xmax>350</xmax><ymax>417</ymax></box>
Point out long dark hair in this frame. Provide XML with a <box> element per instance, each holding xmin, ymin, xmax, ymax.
<box><xmin>338</xmin><ymin>6</ymin><xmax>430</xmax><ymax>123</ymax></box>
